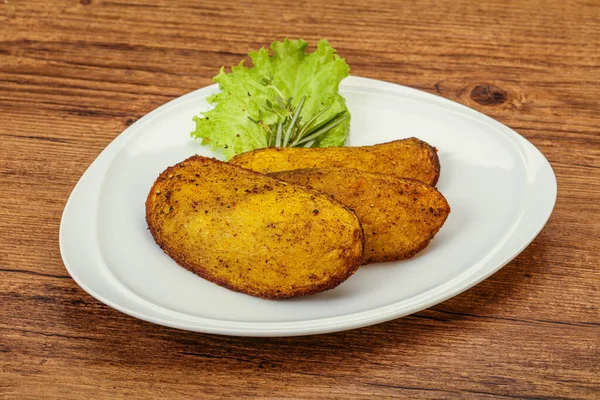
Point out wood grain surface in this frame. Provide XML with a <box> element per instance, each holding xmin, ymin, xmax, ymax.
<box><xmin>1</xmin><ymin>0</ymin><xmax>599</xmax><ymax>398</ymax></box>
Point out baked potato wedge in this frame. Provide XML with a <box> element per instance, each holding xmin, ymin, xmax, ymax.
<box><xmin>146</xmin><ymin>156</ymin><xmax>364</xmax><ymax>299</ymax></box>
<box><xmin>230</xmin><ymin>137</ymin><xmax>440</xmax><ymax>186</ymax></box>
<box><xmin>270</xmin><ymin>167</ymin><xmax>450</xmax><ymax>264</ymax></box>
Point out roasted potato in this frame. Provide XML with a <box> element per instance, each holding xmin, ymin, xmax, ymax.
<box><xmin>146</xmin><ymin>156</ymin><xmax>364</xmax><ymax>299</ymax></box>
<box><xmin>270</xmin><ymin>167</ymin><xmax>450</xmax><ymax>264</ymax></box>
<box><xmin>230</xmin><ymin>137</ymin><xmax>440</xmax><ymax>186</ymax></box>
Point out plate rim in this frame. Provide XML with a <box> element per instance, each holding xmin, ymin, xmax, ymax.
<box><xmin>59</xmin><ymin>76</ymin><xmax>558</xmax><ymax>336</ymax></box>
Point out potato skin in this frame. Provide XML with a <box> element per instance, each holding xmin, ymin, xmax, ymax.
<box><xmin>230</xmin><ymin>137</ymin><xmax>440</xmax><ymax>186</ymax></box>
<box><xmin>145</xmin><ymin>156</ymin><xmax>364</xmax><ymax>299</ymax></box>
<box><xmin>270</xmin><ymin>167</ymin><xmax>450</xmax><ymax>264</ymax></box>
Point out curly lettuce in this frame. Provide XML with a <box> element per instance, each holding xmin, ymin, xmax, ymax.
<box><xmin>191</xmin><ymin>39</ymin><xmax>350</xmax><ymax>159</ymax></box>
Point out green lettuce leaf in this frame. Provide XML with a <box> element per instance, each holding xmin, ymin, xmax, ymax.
<box><xmin>191</xmin><ymin>39</ymin><xmax>350</xmax><ymax>159</ymax></box>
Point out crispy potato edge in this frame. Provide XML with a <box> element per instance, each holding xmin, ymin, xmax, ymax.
<box><xmin>268</xmin><ymin>168</ymin><xmax>451</xmax><ymax>264</ymax></box>
<box><xmin>145</xmin><ymin>155</ymin><xmax>365</xmax><ymax>300</ymax></box>
<box><xmin>229</xmin><ymin>137</ymin><xmax>442</xmax><ymax>187</ymax></box>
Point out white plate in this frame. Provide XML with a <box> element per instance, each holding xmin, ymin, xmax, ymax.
<box><xmin>60</xmin><ymin>76</ymin><xmax>556</xmax><ymax>337</ymax></box>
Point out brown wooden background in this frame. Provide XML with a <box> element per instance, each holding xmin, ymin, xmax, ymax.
<box><xmin>1</xmin><ymin>0</ymin><xmax>599</xmax><ymax>398</ymax></box>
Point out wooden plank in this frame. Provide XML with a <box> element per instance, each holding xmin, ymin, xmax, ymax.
<box><xmin>1</xmin><ymin>0</ymin><xmax>598</xmax><ymax>398</ymax></box>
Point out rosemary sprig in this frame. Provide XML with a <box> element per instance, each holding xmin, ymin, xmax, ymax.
<box><xmin>296</xmin><ymin>104</ymin><xmax>331</xmax><ymax>139</ymax></box>
<box><xmin>283</xmin><ymin>96</ymin><xmax>305</xmax><ymax>147</ymax></box>
<box><xmin>248</xmin><ymin>76</ymin><xmax>348</xmax><ymax>148</ymax></box>
<box><xmin>275</xmin><ymin>122</ymin><xmax>283</xmax><ymax>147</ymax></box>
<box><xmin>291</xmin><ymin>111</ymin><xmax>348</xmax><ymax>147</ymax></box>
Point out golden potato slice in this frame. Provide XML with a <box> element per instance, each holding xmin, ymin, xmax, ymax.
<box><xmin>230</xmin><ymin>137</ymin><xmax>440</xmax><ymax>186</ymax></box>
<box><xmin>145</xmin><ymin>156</ymin><xmax>364</xmax><ymax>299</ymax></box>
<box><xmin>270</xmin><ymin>167</ymin><xmax>450</xmax><ymax>264</ymax></box>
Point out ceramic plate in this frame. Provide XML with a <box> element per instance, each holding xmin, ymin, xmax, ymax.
<box><xmin>59</xmin><ymin>76</ymin><xmax>557</xmax><ymax>337</ymax></box>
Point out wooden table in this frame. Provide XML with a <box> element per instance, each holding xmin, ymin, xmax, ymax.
<box><xmin>1</xmin><ymin>0</ymin><xmax>598</xmax><ymax>398</ymax></box>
